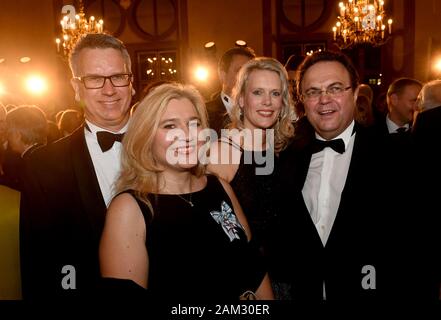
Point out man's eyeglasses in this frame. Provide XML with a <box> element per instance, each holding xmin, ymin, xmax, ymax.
<box><xmin>302</xmin><ymin>85</ymin><xmax>352</xmax><ymax>101</ymax></box>
<box><xmin>74</xmin><ymin>73</ymin><xmax>133</xmax><ymax>89</ymax></box>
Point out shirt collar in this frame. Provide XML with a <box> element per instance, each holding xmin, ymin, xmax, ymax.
<box><xmin>315</xmin><ymin>120</ymin><xmax>355</xmax><ymax>151</ymax></box>
<box><xmin>220</xmin><ymin>92</ymin><xmax>233</xmax><ymax>114</ymax></box>
<box><xmin>386</xmin><ymin>114</ymin><xmax>409</xmax><ymax>133</ymax></box>
<box><xmin>85</xmin><ymin>119</ymin><xmax>129</xmax><ymax>137</ymax></box>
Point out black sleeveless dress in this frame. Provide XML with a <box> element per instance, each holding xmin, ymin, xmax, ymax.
<box><xmin>222</xmin><ymin>138</ymin><xmax>281</xmax><ymax>255</ymax></box>
<box><xmin>221</xmin><ymin>138</ymin><xmax>291</xmax><ymax>299</ymax></box>
<box><xmin>128</xmin><ymin>175</ymin><xmax>265</xmax><ymax>301</ymax></box>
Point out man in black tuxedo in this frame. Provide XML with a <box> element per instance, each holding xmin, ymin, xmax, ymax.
<box><xmin>273</xmin><ymin>50</ymin><xmax>437</xmax><ymax>302</ymax></box>
<box><xmin>205</xmin><ymin>47</ymin><xmax>255</xmax><ymax>136</ymax></box>
<box><xmin>380</xmin><ymin>77</ymin><xmax>422</xmax><ymax>135</ymax></box>
<box><xmin>20</xmin><ymin>34</ymin><xmax>135</xmax><ymax>299</ymax></box>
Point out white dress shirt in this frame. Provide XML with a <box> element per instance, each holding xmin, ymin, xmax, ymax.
<box><xmin>84</xmin><ymin>120</ymin><xmax>128</xmax><ymax>207</ymax></box>
<box><xmin>302</xmin><ymin>121</ymin><xmax>356</xmax><ymax>300</ymax></box>
<box><xmin>220</xmin><ymin>92</ymin><xmax>233</xmax><ymax>115</ymax></box>
<box><xmin>302</xmin><ymin>121</ymin><xmax>356</xmax><ymax>247</ymax></box>
<box><xmin>386</xmin><ymin>114</ymin><xmax>409</xmax><ymax>133</ymax></box>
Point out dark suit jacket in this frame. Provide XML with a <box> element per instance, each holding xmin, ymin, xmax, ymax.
<box><xmin>20</xmin><ymin>125</ymin><xmax>107</xmax><ymax>299</ymax></box>
<box><xmin>206</xmin><ymin>93</ymin><xmax>230</xmax><ymax>137</ymax></box>
<box><xmin>413</xmin><ymin>105</ymin><xmax>441</xmax><ymax>147</ymax></box>
<box><xmin>412</xmin><ymin>106</ymin><xmax>441</xmax><ymax>293</ymax></box>
<box><xmin>0</xmin><ymin>144</ymin><xmax>43</xmax><ymax>191</ymax></box>
<box><xmin>272</xmin><ymin>120</ymin><xmax>438</xmax><ymax>301</ymax></box>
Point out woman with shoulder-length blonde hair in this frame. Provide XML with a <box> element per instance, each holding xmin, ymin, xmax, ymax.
<box><xmin>228</xmin><ymin>57</ymin><xmax>296</xmax><ymax>152</ymax></box>
<box><xmin>208</xmin><ymin>57</ymin><xmax>295</xmax><ymax>299</ymax></box>
<box><xmin>99</xmin><ymin>82</ymin><xmax>273</xmax><ymax>301</ymax></box>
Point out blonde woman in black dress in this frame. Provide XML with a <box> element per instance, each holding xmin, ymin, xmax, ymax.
<box><xmin>99</xmin><ymin>83</ymin><xmax>273</xmax><ymax>301</ymax></box>
<box><xmin>207</xmin><ymin>57</ymin><xmax>295</xmax><ymax>299</ymax></box>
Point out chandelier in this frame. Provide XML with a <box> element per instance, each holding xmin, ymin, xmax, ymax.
<box><xmin>332</xmin><ymin>0</ymin><xmax>393</xmax><ymax>49</ymax></box>
<box><xmin>55</xmin><ymin>0</ymin><xmax>104</xmax><ymax>57</ymax></box>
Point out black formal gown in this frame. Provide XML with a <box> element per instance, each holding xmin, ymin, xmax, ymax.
<box><xmin>128</xmin><ymin>175</ymin><xmax>266</xmax><ymax>301</ymax></box>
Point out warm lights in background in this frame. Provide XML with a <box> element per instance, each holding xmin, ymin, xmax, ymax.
<box><xmin>194</xmin><ymin>66</ymin><xmax>209</xmax><ymax>82</ymax></box>
<box><xmin>0</xmin><ymin>58</ymin><xmax>50</xmax><ymax>102</ymax></box>
<box><xmin>235</xmin><ymin>40</ymin><xmax>247</xmax><ymax>47</ymax></box>
<box><xmin>204</xmin><ymin>41</ymin><xmax>216</xmax><ymax>50</ymax></box>
<box><xmin>332</xmin><ymin>0</ymin><xmax>393</xmax><ymax>49</ymax></box>
<box><xmin>434</xmin><ymin>57</ymin><xmax>441</xmax><ymax>74</ymax></box>
<box><xmin>55</xmin><ymin>1</ymin><xmax>104</xmax><ymax>58</ymax></box>
<box><xmin>25</xmin><ymin>75</ymin><xmax>47</xmax><ymax>95</ymax></box>
<box><xmin>20</xmin><ymin>57</ymin><xmax>31</xmax><ymax>63</ymax></box>
<box><xmin>0</xmin><ymin>82</ymin><xmax>5</xmax><ymax>96</ymax></box>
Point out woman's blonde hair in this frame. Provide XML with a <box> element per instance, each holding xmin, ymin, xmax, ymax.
<box><xmin>229</xmin><ymin>57</ymin><xmax>295</xmax><ymax>153</ymax></box>
<box><xmin>115</xmin><ymin>82</ymin><xmax>209</xmax><ymax>211</ymax></box>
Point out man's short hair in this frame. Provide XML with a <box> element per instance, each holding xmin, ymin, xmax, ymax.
<box><xmin>284</xmin><ymin>54</ymin><xmax>305</xmax><ymax>72</ymax></box>
<box><xmin>387</xmin><ymin>77</ymin><xmax>422</xmax><ymax>97</ymax></box>
<box><xmin>296</xmin><ymin>50</ymin><xmax>359</xmax><ymax>98</ymax></box>
<box><xmin>5</xmin><ymin>105</ymin><xmax>48</xmax><ymax>145</ymax></box>
<box><xmin>218</xmin><ymin>47</ymin><xmax>256</xmax><ymax>73</ymax></box>
<box><xmin>69</xmin><ymin>33</ymin><xmax>131</xmax><ymax>77</ymax></box>
<box><xmin>419</xmin><ymin>79</ymin><xmax>441</xmax><ymax>111</ymax></box>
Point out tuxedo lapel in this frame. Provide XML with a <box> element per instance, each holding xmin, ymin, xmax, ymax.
<box><xmin>206</xmin><ymin>94</ymin><xmax>230</xmax><ymax>136</ymax></box>
<box><xmin>325</xmin><ymin>127</ymin><xmax>368</xmax><ymax>248</ymax></box>
<box><xmin>70</xmin><ymin>126</ymin><xmax>107</xmax><ymax>234</ymax></box>
<box><xmin>295</xmin><ymin>143</ymin><xmax>324</xmax><ymax>247</ymax></box>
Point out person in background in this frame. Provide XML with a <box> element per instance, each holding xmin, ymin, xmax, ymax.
<box><xmin>207</xmin><ymin>57</ymin><xmax>295</xmax><ymax>299</ymax></box>
<box><xmin>20</xmin><ymin>33</ymin><xmax>135</xmax><ymax>299</ymax></box>
<box><xmin>58</xmin><ymin>109</ymin><xmax>84</xmax><ymax>137</ymax></box>
<box><xmin>206</xmin><ymin>47</ymin><xmax>256</xmax><ymax>136</ymax></box>
<box><xmin>355</xmin><ymin>84</ymin><xmax>375</xmax><ymax>127</ymax></box>
<box><xmin>1</xmin><ymin>105</ymin><xmax>47</xmax><ymax>190</ymax></box>
<box><xmin>46</xmin><ymin>120</ymin><xmax>62</xmax><ymax>143</ymax></box>
<box><xmin>412</xmin><ymin>79</ymin><xmax>441</xmax><ymax>126</ymax></box>
<box><xmin>383</xmin><ymin>77</ymin><xmax>422</xmax><ymax>134</ymax></box>
<box><xmin>355</xmin><ymin>94</ymin><xmax>375</xmax><ymax>127</ymax></box>
<box><xmin>99</xmin><ymin>83</ymin><xmax>273</xmax><ymax>300</ymax></box>
<box><xmin>358</xmin><ymin>83</ymin><xmax>374</xmax><ymax>104</ymax></box>
<box><xmin>284</xmin><ymin>54</ymin><xmax>305</xmax><ymax>108</ymax></box>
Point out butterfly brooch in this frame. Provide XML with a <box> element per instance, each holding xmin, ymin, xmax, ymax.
<box><xmin>210</xmin><ymin>201</ymin><xmax>245</xmax><ymax>242</ymax></box>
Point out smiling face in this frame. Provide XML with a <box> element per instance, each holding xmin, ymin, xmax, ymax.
<box><xmin>301</xmin><ymin>61</ymin><xmax>358</xmax><ymax>140</ymax></box>
<box><xmin>239</xmin><ymin>69</ymin><xmax>283</xmax><ymax>130</ymax></box>
<box><xmin>71</xmin><ymin>48</ymin><xmax>132</xmax><ymax>132</ymax></box>
<box><xmin>152</xmin><ymin>97</ymin><xmax>202</xmax><ymax>173</ymax></box>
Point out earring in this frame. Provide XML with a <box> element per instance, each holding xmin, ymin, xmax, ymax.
<box><xmin>239</xmin><ymin>107</ymin><xmax>244</xmax><ymax>122</ymax></box>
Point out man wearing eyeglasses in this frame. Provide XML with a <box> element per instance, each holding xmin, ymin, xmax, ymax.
<box><xmin>20</xmin><ymin>33</ymin><xmax>135</xmax><ymax>299</ymax></box>
<box><xmin>272</xmin><ymin>50</ymin><xmax>437</xmax><ymax>302</ymax></box>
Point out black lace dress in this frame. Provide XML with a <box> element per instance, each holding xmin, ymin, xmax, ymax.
<box><xmin>128</xmin><ymin>175</ymin><xmax>266</xmax><ymax>301</ymax></box>
<box><xmin>221</xmin><ymin>137</ymin><xmax>291</xmax><ymax>299</ymax></box>
<box><xmin>222</xmin><ymin>138</ymin><xmax>281</xmax><ymax>255</ymax></box>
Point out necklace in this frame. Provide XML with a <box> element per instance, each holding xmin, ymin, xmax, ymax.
<box><xmin>176</xmin><ymin>193</ymin><xmax>194</xmax><ymax>207</ymax></box>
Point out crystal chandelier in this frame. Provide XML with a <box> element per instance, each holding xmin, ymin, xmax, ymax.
<box><xmin>55</xmin><ymin>0</ymin><xmax>104</xmax><ymax>57</ymax></box>
<box><xmin>332</xmin><ymin>0</ymin><xmax>393</xmax><ymax>49</ymax></box>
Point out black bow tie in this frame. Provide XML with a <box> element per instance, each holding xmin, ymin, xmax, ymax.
<box><xmin>395</xmin><ymin>127</ymin><xmax>408</xmax><ymax>133</ymax></box>
<box><xmin>96</xmin><ymin>131</ymin><xmax>125</xmax><ymax>152</ymax></box>
<box><xmin>311</xmin><ymin>138</ymin><xmax>345</xmax><ymax>154</ymax></box>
